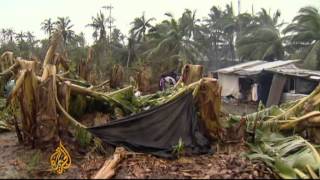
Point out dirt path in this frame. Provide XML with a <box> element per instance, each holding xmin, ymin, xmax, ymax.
<box><xmin>0</xmin><ymin>132</ymin><xmax>27</xmax><ymax>178</ymax></box>
<box><xmin>0</xmin><ymin>132</ymin><xmax>106</xmax><ymax>179</ymax></box>
<box><xmin>0</xmin><ymin>132</ymin><xmax>275</xmax><ymax>179</ymax></box>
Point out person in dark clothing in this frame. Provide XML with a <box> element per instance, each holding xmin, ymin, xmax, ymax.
<box><xmin>159</xmin><ymin>75</ymin><xmax>166</xmax><ymax>91</ymax></box>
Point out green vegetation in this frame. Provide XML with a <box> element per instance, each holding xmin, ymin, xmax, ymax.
<box><xmin>246</xmin><ymin>132</ymin><xmax>320</xmax><ymax>179</ymax></box>
<box><xmin>1</xmin><ymin>5</ymin><xmax>319</xmax><ymax>82</ymax></box>
<box><xmin>228</xmin><ymin>86</ymin><xmax>320</xmax><ymax>178</ymax></box>
<box><xmin>172</xmin><ymin>138</ymin><xmax>185</xmax><ymax>158</ymax></box>
<box><xmin>26</xmin><ymin>150</ymin><xmax>42</xmax><ymax>173</ymax></box>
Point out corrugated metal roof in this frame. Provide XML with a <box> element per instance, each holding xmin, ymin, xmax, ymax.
<box><xmin>266</xmin><ymin>63</ymin><xmax>320</xmax><ymax>81</ymax></box>
<box><xmin>217</xmin><ymin>60</ymin><xmax>301</xmax><ymax>76</ymax></box>
<box><xmin>216</xmin><ymin>60</ymin><xmax>265</xmax><ymax>74</ymax></box>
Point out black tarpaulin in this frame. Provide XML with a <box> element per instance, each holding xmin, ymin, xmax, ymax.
<box><xmin>88</xmin><ymin>91</ymin><xmax>212</xmax><ymax>159</ymax></box>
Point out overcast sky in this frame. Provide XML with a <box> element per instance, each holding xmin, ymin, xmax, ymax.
<box><xmin>1</xmin><ymin>0</ymin><xmax>319</xmax><ymax>45</ymax></box>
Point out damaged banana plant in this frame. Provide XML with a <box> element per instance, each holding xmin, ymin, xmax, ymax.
<box><xmin>0</xmin><ymin>31</ymin><xmax>138</xmax><ymax>148</ymax></box>
<box><xmin>0</xmin><ymin>29</ymin><xmax>223</xmax><ymax>157</ymax></box>
<box><xmin>135</xmin><ymin>64</ymin><xmax>223</xmax><ymax>139</ymax></box>
<box><xmin>246</xmin><ymin>131</ymin><xmax>320</xmax><ymax>179</ymax></box>
<box><xmin>227</xmin><ymin>85</ymin><xmax>320</xmax><ymax>179</ymax></box>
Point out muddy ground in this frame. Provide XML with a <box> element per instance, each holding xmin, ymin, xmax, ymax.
<box><xmin>0</xmin><ymin>131</ymin><xmax>109</xmax><ymax>179</ymax></box>
<box><xmin>0</xmin><ymin>131</ymin><xmax>276</xmax><ymax>179</ymax></box>
<box><xmin>222</xmin><ymin>102</ymin><xmax>258</xmax><ymax>115</ymax></box>
<box><xmin>114</xmin><ymin>144</ymin><xmax>275</xmax><ymax>179</ymax></box>
<box><xmin>0</xmin><ymin>102</ymin><xmax>276</xmax><ymax>179</ymax></box>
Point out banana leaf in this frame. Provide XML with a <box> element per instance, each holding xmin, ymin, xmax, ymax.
<box><xmin>274</xmin><ymin>158</ymin><xmax>298</xmax><ymax>179</ymax></box>
<box><xmin>0</xmin><ymin>103</ymin><xmax>15</xmax><ymax>133</ymax></box>
<box><xmin>246</xmin><ymin>132</ymin><xmax>320</xmax><ymax>179</ymax></box>
<box><xmin>227</xmin><ymin>105</ymin><xmax>284</xmax><ymax>131</ymax></box>
<box><xmin>0</xmin><ymin>98</ymin><xmax>6</xmax><ymax>110</ymax></box>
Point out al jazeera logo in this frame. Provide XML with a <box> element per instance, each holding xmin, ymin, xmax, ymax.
<box><xmin>50</xmin><ymin>141</ymin><xmax>71</xmax><ymax>175</ymax></box>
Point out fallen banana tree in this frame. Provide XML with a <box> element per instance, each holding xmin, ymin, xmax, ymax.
<box><xmin>0</xmin><ymin>31</ymin><xmax>224</xmax><ymax>180</ymax></box>
<box><xmin>0</xmin><ymin>98</ymin><xmax>14</xmax><ymax>132</ymax></box>
<box><xmin>0</xmin><ymin>32</ymin><xmax>138</xmax><ymax>147</ymax></box>
<box><xmin>226</xmin><ymin>84</ymin><xmax>320</xmax><ymax>178</ymax></box>
<box><xmin>246</xmin><ymin>131</ymin><xmax>320</xmax><ymax>179</ymax></box>
<box><xmin>240</xmin><ymin>85</ymin><xmax>320</xmax><ymax>143</ymax></box>
<box><xmin>0</xmin><ymin>30</ymin><xmax>223</xmax><ymax>153</ymax></box>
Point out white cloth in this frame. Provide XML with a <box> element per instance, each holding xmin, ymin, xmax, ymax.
<box><xmin>219</xmin><ymin>73</ymin><xmax>241</xmax><ymax>99</ymax></box>
<box><xmin>164</xmin><ymin>76</ymin><xmax>176</xmax><ymax>85</ymax></box>
<box><xmin>134</xmin><ymin>91</ymin><xmax>141</xmax><ymax>97</ymax></box>
<box><xmin>251</xmin><ymin>83</ymin><xmax>258</xmax><ymax>101</ymax></box>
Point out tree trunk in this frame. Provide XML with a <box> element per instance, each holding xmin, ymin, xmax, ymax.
<box><xmin>110</xmin><ymin>64</ymin><xmax>124</xmax><ymax>89</ymax></box>
<box><xmin>229</xmin><ymin>34</ymin><xmax>236</xmax><ymax>61</ymax></box>
<box><xmin>126</xmin><ymin>39</ymin><xmax>134</xmax><ymax>68</ymax></box>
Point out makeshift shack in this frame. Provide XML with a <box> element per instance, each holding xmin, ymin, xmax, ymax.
<box><xmin>213</xmin><ymin>60</ymin><xmax>301</xmax><ymax>105</ymax></box>
<box><xmin>265</xmin><ymin>63</ymin><xmax>320</xmax><ymax>106</ymax></box>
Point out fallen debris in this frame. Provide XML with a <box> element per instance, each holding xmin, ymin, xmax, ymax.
<box><xmin>227</xmin><ymin>85</ymin><xmax>320</xmax><ymax>178</ymax></box>
<box><xmin>93</xmin><ymin>148</ymin><xmax>124</xmax><ymax>179</ymax></box>
<box><xmin>114</xmin><ymin>143</ymin><xmax>275</xmax><ymax>179</ymax></box>
<box><xmin>247</xmin><ymin>132</ymin><xmax>320</xmax><ymax>179</ymax></box>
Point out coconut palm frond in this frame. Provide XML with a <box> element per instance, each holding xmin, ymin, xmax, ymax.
<box><xmin>282</xmin><ymin>6</ymin><xmax>320</xmax><ymax>68</ymax></box>
<box><xmin>304</xmin><ymin>40</ymin><xmax>320</xmax><ymax>70</ymax></box>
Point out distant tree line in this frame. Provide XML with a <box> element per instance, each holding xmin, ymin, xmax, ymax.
<box><xmin>0</xmin><ymin>5</ymin><xmax>319</xmax><ymax>79</ymax></box>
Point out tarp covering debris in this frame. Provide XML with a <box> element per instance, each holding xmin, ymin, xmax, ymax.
<box><xmin>88</xmin><ymin>91</ymin><xmax>212</xmax><ymax>159</ymax></box>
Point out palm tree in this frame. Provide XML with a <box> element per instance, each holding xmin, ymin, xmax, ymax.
<box><xmin>87</xmin><ymin>11</ymin><xmax>107</xmax><ymax>42</ymax></box>
<box><xmin>179</xmin><ymin>9</ymin><xmax>200</xmax><ymax>40</ymax></box>
<box><xmin>0</xmin><ymin>29</ymin><xmax>7</xmax><ymax>43</ymax></box>
<box><xmin>25</xmin><ymin>31</ymin><xmax>38</xmax><ymax>50</ymax></box>
<box><xmin>283</xmin><ymin>6</ymin><xmax>320</xmax><ymax>70</ymax></box>
<box><xmin>92</xmin><ymin>30</ymin><xmax>98</xmax><ymax>42</ymax></box>
<box><xmin>201</xmin><ymin>5</ymin><xmax>227</xmax><ymax>68</ymax></box>
<box><xmin>129</xmin><ymin>12</ymin><xmax>155</xmax><ymax>43</ymax></box>
<box><xmin>236</xmin><ymin>13</ymin><xmax>255</xmax><ymax>35</ymax></box>
<box><xmin>23</xmin><ymin>31</ymin><xmax>38</xmax><ymax>57</ymax></box>
<box><xmin>26</xmin><ymin>31</ymin><xmax>35</xmax><ymax>43</ymax></box>
<box><xmin>126</xmin><ymin>13</ymin><xmax>155</xmax><ymax>67</ymax></box>
<box><xmin>15</xmin><ymin>31</ymin><xmax>26</xmax><ymax>43</ymax></box>
<box><xmin>15</xmin><ymin>31</ymin><xmax>26</xmax><ymax>54</ymax></box>
<box><xmin>111</xmin><ymin>28</ymin><xmax>123</xmax><ymax>45</ymax></box>
<box><xmin>6</xmin><ymin>28</ymin><xmax>15</xmax><ymax>43</ymax></box>
<box><xmin>221</xmin><ymin>4</ymin><xmax>237</xmax><ymax>60</ymax></box>
<box><xmin>146</xmin><ymin>12</ymin><xmax>201</xmax><ymax>63</ymax></box>
<box><xmin>199</xmin><ymin>4</ymin><xmax>240</xmax><ymax>70</ymax></box>
<box><xmin>55</xmin><ymin>17</ymin><xmax>75</xmax><ymax>45</ymax></box>
<box><xmin>126</xmin><ymin>37</ymin><xmax>136</xmax><ymax>68</ymax></box>
<box><xmin>77</xmin><ymin>32</ymin><xmax>86</xmax><ymax>48</ymax></box>
<box><xmin>236</xmin><ymin>8</ymin><xmax>284</xmax><ymax>61</ymax></box>
<box><xmin>41</xmin><ymin>18</ymin><xmax>55</xmax><ymax>39</ymax></box>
